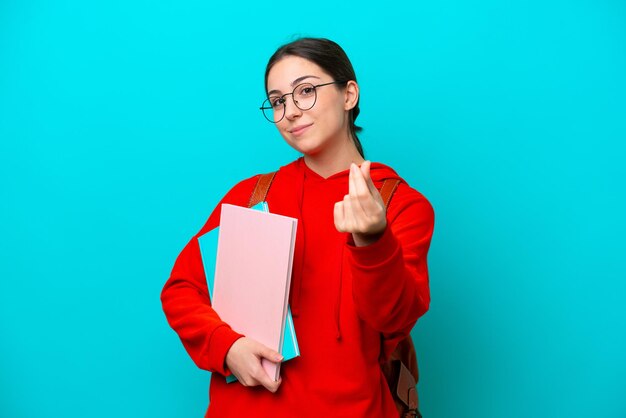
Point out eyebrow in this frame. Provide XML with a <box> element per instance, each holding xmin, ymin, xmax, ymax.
<box><xmin>267</xmin><ymin>75</ymin><xmax>321</xmax><ymax>96</ymax></box>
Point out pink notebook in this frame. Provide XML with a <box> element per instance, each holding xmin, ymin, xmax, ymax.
<box><xmin>212</xmin><ymin>204</ymin><xmax>297</xmax><ymax>381</ymax></box>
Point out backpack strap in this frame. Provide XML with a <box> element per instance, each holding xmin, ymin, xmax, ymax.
<box><xmin>248</xmin><ymin>172</ymin><xmax>277</xmax><ymax>208</ymax></box>
<box><xmin>379</xmin><ymin>179</ymin><xmax>401</xmax><ymax>208</ymax></box>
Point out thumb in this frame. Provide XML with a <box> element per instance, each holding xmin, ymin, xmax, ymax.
<box><xmin>257</xmin><ymin>344</ymin><xmax>283</xmax><ymax>363</ymax></box>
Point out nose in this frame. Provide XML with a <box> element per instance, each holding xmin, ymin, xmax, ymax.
<box><xmin>284</xmin><ymin>94</ymin><xmax>302</xmax><ymax>120</ymax></box>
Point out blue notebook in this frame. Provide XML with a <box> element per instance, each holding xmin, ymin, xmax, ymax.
<box><xmin>198</xmin><ymin>201</ymin><xmax>300</xmax><ymax>383</ymax></box>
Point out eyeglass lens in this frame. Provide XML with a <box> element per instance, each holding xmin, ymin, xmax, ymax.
<box><xmin>261</xmin><ymin>83</ymin><xmax>318</xmax><ymax>123</ymax></box>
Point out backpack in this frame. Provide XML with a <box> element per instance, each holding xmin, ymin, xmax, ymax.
<box><xmin>249</xmin><ymin>172</ymin><xmax>422</xmax><ymax>418</ymax></box>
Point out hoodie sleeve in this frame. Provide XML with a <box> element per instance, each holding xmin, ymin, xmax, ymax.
<box><xmin>346</xmin><ymin>183</ymin><xmax>434</xmax><ymax>351</ymax></box>
<box><xmin>160</xmin><ymin>176</ymin><xmax>259</xmax><ymax>375</ymax></box>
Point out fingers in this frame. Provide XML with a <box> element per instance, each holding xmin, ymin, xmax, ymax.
<box><xmin>224</xmin><ymin>337</ymin><xmax>283</xmax><ymax>393</ymax></box>
<box><xmin>350</xmin><ymin>162</ymin><xmax>382</xmax><ymax>214</ymax></box>
<box><xmin>335</xmin><ymin>194</ymin><xmax>360</xmax><ymax>233</ymax></box>
<box><xmin>334</xmin><ymin>201</ymin><xmax>345</xmax><ymax>232</ymax></box>
<box><xmin>359</xmin><ymin>160</ymin><xmax>379</xmax><ymax>196</ymax></box>
<box><xmin>254</xmin><ymin>343</ymin><xmax>283</xmax><ymax>392</ymax></box>
<box><xmin>342</xmin><ymin>193</ymin><xmax>358</xmax><ymax>230</ymax></box>
<box><xmin>350</xmin><ymin>163</ymin><xmax>369</xmax><ymax>200</ymax></box>
<box><xmin>256</xmin><ymin>362</ymin><xmax>282</xmax><ymax>393</ymax></box>
<box><xmin>336</xmin><ymin>161</ymin><xmax>387</xmax><ymax>236</ymax></box>
<box><xmin>258</xmin><ymin>344</ymin><xmax>283</xmax><ymax>363</ymax></box>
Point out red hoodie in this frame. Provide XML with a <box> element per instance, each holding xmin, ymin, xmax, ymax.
<box><xmin>161</xmin><ymin>158</ymin><xmax>434</xmax><ymax>418</ymax></box>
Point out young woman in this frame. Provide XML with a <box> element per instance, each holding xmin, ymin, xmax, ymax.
<box><xmin>161</xmin><ymin>38</ymin><xmax>435</xmax><ymax>418</ymax></box>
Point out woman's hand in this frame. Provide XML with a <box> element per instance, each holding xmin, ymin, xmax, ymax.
<box><xmin>225</xmin><ymin>337</ymin><xmax>283</xmax><ymax>393</ymax></box>
<box><xmin>334</xmin><ymin>161</ymin><xmax>387</xmax><ymax>247</ymax></box>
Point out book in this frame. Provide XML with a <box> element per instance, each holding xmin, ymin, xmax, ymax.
<box><xmin>198</xmin><ymin>203</ymin><xmax>298</xmax><ymax>382</ymax></box>
<box><xmin>247</xmin><ymin>202</ymin><xmax>300</xmax><ymax>366</ymax></box>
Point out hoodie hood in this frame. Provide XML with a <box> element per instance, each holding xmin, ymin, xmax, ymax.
<box><xmin>295</xmin><ymin>157</ymin><xmax>403</xmax><ymax>184</ymax></box>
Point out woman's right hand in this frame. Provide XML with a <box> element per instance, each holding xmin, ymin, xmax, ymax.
<box><xmin>224</xmin><ymin>337</ymin><xmax>283</xmax><ymax>393</ymax></box>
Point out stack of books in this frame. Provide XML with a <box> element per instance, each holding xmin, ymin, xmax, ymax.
<box><xmin>198</xmin><ymin>203</ymin><xmax>300</xmax><ymax>382</ymax></box>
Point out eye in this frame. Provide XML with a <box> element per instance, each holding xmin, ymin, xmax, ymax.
<box><xmin>298</xmin><ymin>86</ymin><xmax>315</xmax><ymax>97</ymax></box>
<box><xmin>270</xmin><ymin>97</ymin><xmax>285</xmax><ymax>109</ymax></box>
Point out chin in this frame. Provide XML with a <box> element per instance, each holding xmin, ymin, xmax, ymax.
<box><xmin>285</xmin><ymin>137</ymin><xmax>325</xmax><ymax>156</ymax></box>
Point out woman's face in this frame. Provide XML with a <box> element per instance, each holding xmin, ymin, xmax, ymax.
<box><xmin>265</xmin><ymin>56</ymin><xmax>356</xmax><ymax>157</ymax></box>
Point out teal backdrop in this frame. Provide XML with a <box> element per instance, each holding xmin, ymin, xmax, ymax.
<box><xmin>1</xmin><ymin>0</ymin><xmax>625</xmax><ymax>417</ymax></box>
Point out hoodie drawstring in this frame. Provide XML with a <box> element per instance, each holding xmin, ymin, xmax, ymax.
<box><xmin>335</xmin><ymin>241</ymin><xmax>344</xmax><ymax>340</ymax></box>
<box><xmin>290</xmin><ymin>163</ymin><xmax>307</xmax><ymax>318</ymax></box>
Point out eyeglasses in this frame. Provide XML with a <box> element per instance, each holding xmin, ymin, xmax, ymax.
<box><xmin>260</xmin><ymin>81</ymin><xmax>347</xmax><ymax>123</ymax></box>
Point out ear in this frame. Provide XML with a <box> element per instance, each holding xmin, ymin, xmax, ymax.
<box><xmin>343</xmin><ymin>80</ymin><xmax>359</xmax><ymax>111</ymax></box>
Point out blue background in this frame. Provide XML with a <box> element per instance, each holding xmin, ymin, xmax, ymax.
<box><xmin>1</xmin><ymin>0</ymin><xmax>625</xmax><ymax>417</ymax></box>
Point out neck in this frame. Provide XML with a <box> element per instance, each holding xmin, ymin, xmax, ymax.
<box><xmin>303</xmin><ymin>136</ymin><xmax>364</xmax><ymax>179</ymax></box>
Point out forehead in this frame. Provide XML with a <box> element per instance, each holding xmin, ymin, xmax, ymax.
<box><xmin>266</xmin><ymin>56</ymin><xmax>329</xmax><ymax>92</ymax></box>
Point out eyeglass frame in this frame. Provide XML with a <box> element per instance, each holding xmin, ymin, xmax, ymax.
<box><xmin>259</xmin><ymin>80</ymin><xmax>348</xmax><ymax>123</ymax></box>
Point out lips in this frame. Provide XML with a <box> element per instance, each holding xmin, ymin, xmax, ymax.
<box><xmin>289</xmin><ymin>123</ymin><xmax>313</xmax><ymax>136</ymax></box>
